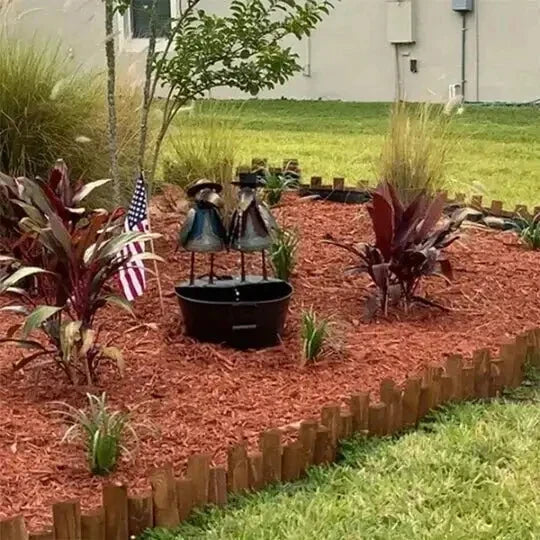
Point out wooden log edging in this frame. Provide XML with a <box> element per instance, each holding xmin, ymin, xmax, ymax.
<box><xmin>238</xmin><ymin>159</ymin><xmax>539</xmax><ymax>218</ymax></box>
<box><xmin>1</xmin><ymin>328</ymin><xmax>539</xmax><ymax>539</ymax></box>
<box><xmin>302</xmin><ymin>176</ymin><xmax>540</xmax><ymax>220</ymax></box>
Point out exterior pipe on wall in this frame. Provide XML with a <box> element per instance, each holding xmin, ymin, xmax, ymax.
<box><xmin>461</xmin><ymin>12</ymin><xmax>467</xmax><ymax>100</ymax></box>
<box><xmin>474</xmin><ymin>0</ymin><xmax>480</xmax><ymax>101</ymax></box>
<box><xmin>303</xmin><ymin>36</ymin><xmax>312</xmax><ymax>77</ymax></box>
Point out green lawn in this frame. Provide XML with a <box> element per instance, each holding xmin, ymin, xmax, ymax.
<box><xmin>144</xmin><ymin>372</ymin><xmax>540</xmax><ymax>540</ymax></box>
<box><xmin>167</xmin><ymin>100</ymin><xmax>540</xmax><ymax>209</ymax></box>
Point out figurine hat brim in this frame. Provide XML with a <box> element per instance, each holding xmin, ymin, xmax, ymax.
<box><xmin>231</xmin><ymin>172</ymin><xmax>266</xmax><ymax>188</ymax></box>
<box><xmin>186</xmin><ymin>179</ymin><xmax>223</xmax><ymax>197</ymax></box>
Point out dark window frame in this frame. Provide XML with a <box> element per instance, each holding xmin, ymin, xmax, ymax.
<box><xmin>130</xmin><ymin>0</ymin><xmax>172</xmax><ymax>39</ymax></box>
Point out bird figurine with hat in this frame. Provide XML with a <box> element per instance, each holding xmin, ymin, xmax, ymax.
<box><xmin>178</xmin><ymin>179</ymin><xmax>227</xmax><ymax>284</ymax></box>
<box><xmin>228</xmin><ymin>171</ymin><xmax>277</xmax><ymax>281</ymax></box>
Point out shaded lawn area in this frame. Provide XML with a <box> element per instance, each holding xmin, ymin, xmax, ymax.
<box><xmin>167</xmin><ymin>100</ymin><xmax>540</xmax><ymax>208</ymax></box>
<box><xmin>144</xmin><ymin>372</ymin><xmax>540</xmax><ymax>540</ymax></box>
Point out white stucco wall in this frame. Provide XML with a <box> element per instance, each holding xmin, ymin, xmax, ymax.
<box><xmin>3</xmin><ymin>0</ymin><xmax>540</xmax><ymax>103</ymax></box>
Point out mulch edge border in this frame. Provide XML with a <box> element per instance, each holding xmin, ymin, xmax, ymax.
<box><xmin>300</xmin><ymin>176</ymin><xmax>540</xmax><ymax>219</ymax></box>
<box><xmin>2</xmin><ymin>328</ymin><xmax>539</xmax><ymax>539</ymax></box>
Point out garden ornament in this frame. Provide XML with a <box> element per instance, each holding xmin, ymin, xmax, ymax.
<box><xmin>229</xmin><ymin>172</ymin><xmax>277</xmax><ymax>281</ymax></box>
<box><xmin>179</xmin><ymin>179</ymin><xmax>227</xmax><ymax>284</ymax></box>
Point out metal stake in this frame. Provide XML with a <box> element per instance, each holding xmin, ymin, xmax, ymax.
<box><xmin>262</xmin><ymin>250</ymin><xmax>268</xmax><ymax>280</ymax></box>
<box><xmin>190</xmin><ymin>252</ymin><xmax>195</xmax><ymax>285</ymax></box>
<box><xmin>241</xmin><ymin>252</ymin><xmax>246</xmax><ymax>282</ymax></box>
<box><xmin>209</xmin><ymin>253</ymin><xmax>215</xmax><ymax>284</ymax></box>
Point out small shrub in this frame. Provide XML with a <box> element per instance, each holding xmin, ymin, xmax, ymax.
<box><xmin>163</xmin><ymin>102</ymin><xmax>242</xmax><ymax>219</ymax></box>
<box><xmin>515</xmin><ymin>213</ymin><xmax>540</xmax><ymax>250</ymax></box>
<box><xmin>0</xmin><ymin>167</ymin><xmax>162</xmax><ymax>384</ymax></box>
<box><xmin>378</xmin><ymin>100</ymin><xmax>458</xmax><ymax>204</ymax></box>
<box><xmin>56</xmin><ymin>393</ymin><xmax>136</xmax><ymax>476</ymax></box>
<box><xmin>164</xmin><ymin>102</ymin><xmax>239</xmax><ymax>178</ymax></box>
<box><xmin>269</xmin><ymin>227</ymin><xmax>299</xmax><ymax>282</ymax></box>
<box><xmin>301</xmin><ymin>308</ymin><xmax>329</xmax><ymax>365</ymax></box>
<box><xmin>263</xmin><ymin>172</ymin><xmax>299</xmax><ymax>207</ymax></box>
<box><xmin>327</xmin><ymin>181</ymin><xmax>465</xmax><ymax>317</ymax></box>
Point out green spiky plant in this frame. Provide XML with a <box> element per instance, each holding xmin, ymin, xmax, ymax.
<box><xmin>56</xmin><ymin>393</ymin><xmax>136</xmax><ymax>476</ymax></box>
<box><xmin>378</xmin><ymin>101</ymin><xmax>457</xmax><ymax>204</ymax></box>
<box><xmin>263</xmin><ymin>172</ymin><xmax>299</xmax><ymax>207</ymax></box>
<box><xmin>515</xmin><ymin>213</ymin><xmax>540</xmax><ymax>250</ymax></box>
<box><xmin>269</xmin><ymin>227</ymin><xmax>299</xmax><ymax>282</ymax></box>
<box><xmin>301</xmin><ymin>308</ymin><xmax>329</xmax><ymax>366</ymax></box>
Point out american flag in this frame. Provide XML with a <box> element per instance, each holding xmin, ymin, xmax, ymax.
<box><xmin>118</xmin><ymin>174</ymin><xmax>149</xmax><ymax>301</ymax></box>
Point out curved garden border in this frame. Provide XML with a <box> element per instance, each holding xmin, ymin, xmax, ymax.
<box><xmin>1</xmin><ymin>327</ymin><xmax>539</xmax><ymax>540</ymax></box>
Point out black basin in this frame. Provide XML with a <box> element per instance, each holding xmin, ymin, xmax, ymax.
<box><xmin>299</xmin><ymin>187</ymin><xmax>371</xmax><ymax>204</ymax></box>
<box><xmin>176</xmin><ymin>276</ymin><xmax>293</xmax><ymax>349</ymax></box>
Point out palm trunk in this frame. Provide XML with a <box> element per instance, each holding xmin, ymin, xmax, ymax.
<box><xmin>105</xmin><ymin>0</ymin><xmax>121</xmax><ymax>204</ymax></box>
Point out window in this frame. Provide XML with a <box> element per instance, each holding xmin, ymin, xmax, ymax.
<box><xmin>131</xmin><ymin>0</ymin><xmax>171</xmax><ymax>39</ymax></box>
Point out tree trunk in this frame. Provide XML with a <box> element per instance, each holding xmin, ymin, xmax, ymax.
<box><xmin>137</xmin><ymin>0</ymin><xmax>159</xmax><ymax>174</ymax></box>
<box><xmin>148</xmin><ymin>122</ymin><xmax>168</xmax><ymax>188</ymax></box>
<box><xmin>105</xmin><ymin>0</ymin><xmax>121</xmax><ymax>204</ymax></box>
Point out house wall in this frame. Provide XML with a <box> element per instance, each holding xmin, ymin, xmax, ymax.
<box><xmin>4</xmin><ymin>0</ymin><xmax>540</xmax><ymax>103</ymax></box>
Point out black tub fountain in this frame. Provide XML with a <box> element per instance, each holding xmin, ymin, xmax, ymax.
<box><xmin>175</xmin><ymin>174</ymin><xmax>292</xmax><ymax>349</ymax></box>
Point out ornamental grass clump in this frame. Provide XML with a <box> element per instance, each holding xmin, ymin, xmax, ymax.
<box><xmin>327</xmin><ymin>181</ymin><xmax>466</xmax><ymax>318</ymax></box>
<box><xmin>0</xmin><ymin>33</ymin><xmax>140</xmax><ymax>201</ymax></box>
<box><xmin>269</xmin><ymin>227</ymin><xmax>299</xmax><ymax>282</ymax></box>
<box><xmin>378</xmin><ymin>100</ymin><xmax>458</xmax><ymax>204</ymax></box>
<box><xmin>56</xmin><ymin>393</ymin><xmax>136</xmax><ymax>476</ymax></box>
<box><xmin>301</xmin><ymin>308</ymin><xmax>329</xmax><ymax>366</ymax></box>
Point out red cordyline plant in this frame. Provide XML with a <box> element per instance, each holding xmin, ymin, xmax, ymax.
<box><xmin>327</xmin><ymin>181</ymin><xmax>465</xmax><ymax>317</ymax></box>
<box><xmin>0</xmin><ymin>161</ymin><xmax>162</xmax><ymax>384</ymax></box>
<box><xmin>0</xmin><ymin>159</ymin><xmax>112</xmax><ymax>271</ymax></box>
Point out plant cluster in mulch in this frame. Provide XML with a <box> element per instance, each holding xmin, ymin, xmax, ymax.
<box><xmin>1</xmin><ymin>195</ymin><xmax>539</xmax><ymax>530</ymax></box>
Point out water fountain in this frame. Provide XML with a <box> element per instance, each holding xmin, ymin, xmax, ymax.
<box><xmin>175</xmin><ymin>173</ymin><xmax>293</xmax><ymax>349</ymax></box>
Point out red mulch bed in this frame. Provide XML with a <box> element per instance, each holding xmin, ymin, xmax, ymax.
<box><xmin>1</xmin><ymin>195</ymin><xmax>539</xmax><ymax>530</ymax></box>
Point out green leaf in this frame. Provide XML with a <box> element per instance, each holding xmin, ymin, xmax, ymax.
<box><xmin>103</xmin><ymin>295</ymin><xmax>136</xmax><ymax>318</ymax></box>
<box><xmin>124</xmin><ymin>252</ymin><xmax>165</xmax><ymax>266</ymax></box>
<box><xmin>22</xmin><ymin>305</ymin><xmax>63</xmax><ymax>339</ymax></box>
<box><xmin>93</xmin><ymin>232</ymin><xmax>161</xmax><ymax>264</ymax></box>
<box><xmin>47</xmin><ymin>212</ymin><xmax>73</xmax><ymax>261</ymax></box>
<box><xmin>80</xmin><ymin>329</ymin><xmax>96</xmax><ymax>358</ymax></box>
<box><xmin>0</xmin><ymin>267</ymin><xmax>53</xmax><ymax>292</ymax></box>
<box><xmin>11</xmin><ymin>200</ymin><xmax>47</xmax><ymax>226</ymax></box>
<box><xmin>72</xmin><ymin>179</ymin><xmax>111</xmax><ymax>204</ymax></box>
<box><xmin>60</xmin><ymin>321</ymin><xmax>82</xmax><ymax>361</ymax></box>
<box><xmin>102</xmin><ymin>346</ymin><xmax>125</xmax><ymax>376</ymax></box>
<box><xmin>0</xmin><ymin>254</ymin><xmax>17</xmax><ymax>263</ymax></box>
<box><xmin>0</xmin><ymin>305</ymin><xmax>30</xmax><ymax>315</ymax></box>
<box><xmin>91</xmin><ymin>430</ymin><xmax>118</xmax><ymax>475</ymax></box>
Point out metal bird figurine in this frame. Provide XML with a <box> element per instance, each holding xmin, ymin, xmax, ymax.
<box><xmin>229</xmin><ymin>172</ymin><xmax>277</xmax><ymax>281</ymax></box>
<box><xmin>179</xmin><ymin>179</ymin><xmax>227</xmax><ymax>284</ymax></box>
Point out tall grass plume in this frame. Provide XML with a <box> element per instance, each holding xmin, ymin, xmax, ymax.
<box><xmin>0</xmin><ymin>33</ymin><xmax>141</xmax><ymax>203</ymax></box>
<box><xmin>378</xmin><ymin>100</ymin><xmax>458</xmax><ymax>203</ymax></box>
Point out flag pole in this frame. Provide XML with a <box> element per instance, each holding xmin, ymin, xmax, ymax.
<box><xmin>143</xmin><ymin>172</ymin><xmax>166</xmax><ymax>316</ymax></box>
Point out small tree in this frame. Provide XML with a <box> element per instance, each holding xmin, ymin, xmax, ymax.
<box><xmin>136</xmin><ymin>0</ymin><xmax>337</xmax><ymax>184</ymax></box>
